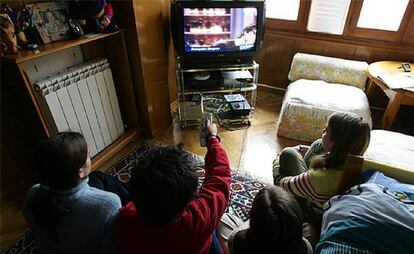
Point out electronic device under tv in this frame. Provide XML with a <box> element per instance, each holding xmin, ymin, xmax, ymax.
<box><xmin>171</xmin><ymin>0</ymin><xmax>265</xmax><ymax>68</ymax></box>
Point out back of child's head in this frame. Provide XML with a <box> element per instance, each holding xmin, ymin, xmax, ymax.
<box><xmin>29</xmin><ymin>131</ymin><xmax>88</xmax><ymax>241</ymax></box>
<box><xmin>313</xmin><ymin>112</ymin><xmax>370</xmax><ymax>168</ymax></box>
<box><xmin>245</xmin><ymin>186</ymin><xmax>304</xmax><ymax>254</ymax></box>
<box><xmin>36</xmin><ymin>131</ymin><xmax>88</xmax><ymax>191</ymax></box>
<box><xmin>129</xmin><ymin>146</ymin><xmax>198</xmax><ymax>224</ymax></box>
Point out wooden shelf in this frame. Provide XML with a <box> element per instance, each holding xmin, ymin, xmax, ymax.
<box><xmin>1</xmin><ymin>30</ymin><xmax>124</xmax><ymax>64</ymax></box>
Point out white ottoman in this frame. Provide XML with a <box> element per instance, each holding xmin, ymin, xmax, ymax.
<box><xmin>277</xmin><ymin>80</ymin><xmax>372</xmax><ymax>142</ymax></box>
<box><xmin>276</xmin><ymin>53</ymin><xmax>372</xmax><ymax>142</ymax></box>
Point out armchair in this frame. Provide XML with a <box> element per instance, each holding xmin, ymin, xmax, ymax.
<box><xmin>276</xmin><ymin>53</ymin><xmax>372</xmax><ymax>142</ymax></box>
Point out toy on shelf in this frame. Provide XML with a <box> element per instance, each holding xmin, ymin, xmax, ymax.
<box><xmin>1</xmin><ymin>3</ymin><xmax>42</xmax><ymax>49</ymax></box>
<box><xmin>67</xmin><ymin>0</ymin><xmax>118</xmax><ymax>33</ymax></box>
<box><xmin>0</xmin><ymin>14</ymin><xmax>18</xmax><ymax>55</ymax></box>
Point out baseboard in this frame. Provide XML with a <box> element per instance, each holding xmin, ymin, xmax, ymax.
<box><xmin>257</xmin><ymin>83</ymin><xmax>287</xmax><ymax>91</ymax></box>
<box><xmin>370</xmin><ymin>106</ymin><xmax>385</xmax><ymax>111</ymax></box>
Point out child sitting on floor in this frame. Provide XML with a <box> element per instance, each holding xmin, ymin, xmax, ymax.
<box><xmin>23</xmin><ymin>132</ymin><xmax>122</xmax><ymax>254</ymax></box>
<box><xmin>116</xmin><ymin>121</ymin><xmax>231</xmax><ymax>254</ymax></box>
<box><xmin>226</xmin><ymin>186</ymin><xmax>313</xmax><ymax>254</ymax></box>
<box><xmin>274</xmin><ymin>112</ymin><xmax>371</xmax><ymax>227</ymax></box>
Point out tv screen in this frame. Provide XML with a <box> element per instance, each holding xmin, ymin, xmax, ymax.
<box><xmin>172</xmin><ymin>0</ymin><xmax>265</xmax><ymax>67</ymax></box>
<box><xmin>183</xmin><ymin>7</ymin><xmax>258</xmax><ymax>53</ymax></box>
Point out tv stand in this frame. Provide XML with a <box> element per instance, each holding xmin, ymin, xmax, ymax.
<box><xmin>175</xmin><ymin>57</ymin><xmax>259</xmax><ymax>127</ymax></box>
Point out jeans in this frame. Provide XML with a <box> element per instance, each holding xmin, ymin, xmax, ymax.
<box><xmin>210</xmin><ymin>230</ymin><xmax>222</xmax><ymax>254</ymax></box>
<box><xmin>88</xmin><ymin>171</ymin><xmax>131</xmax><ymax>205</ymax></box>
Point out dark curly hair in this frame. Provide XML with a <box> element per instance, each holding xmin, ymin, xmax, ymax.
<box><xmin>129</xmin><ymin>146</ymin><xmax>199</xmax><ymax>224</ymax></box>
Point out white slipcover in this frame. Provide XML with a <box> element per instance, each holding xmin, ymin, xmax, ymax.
<box><xmin>277</xmin><ymin>53</ymin><xmax>372</xmax><ymax>142</ymax></box>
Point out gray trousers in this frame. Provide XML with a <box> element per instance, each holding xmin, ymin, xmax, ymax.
<box><xmin>273</xmin><ymin>139</ymin><xmax>326</xmax><ymax>179</ymax></box>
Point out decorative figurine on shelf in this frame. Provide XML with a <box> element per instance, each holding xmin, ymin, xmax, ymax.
<box><xmin>68</xmin><ymin>18</ymin><xmax>83</xmax><ymax>38</ymax></box>
<box><xmin>0</xmin><ymin>14</ymin><xmax>19</xmax><ymax>55</ymax></box>
<box><xmin>67</xmin><ymin>0</ymin><xmax>118</xmax><ymax>34</ymax></box>
<box><xmin>3</xmin><ymin>5</ymin><xmax>28</xmax><ymax>47</ymax></box>
<box><xmin>19</xmin><ymin>8</ymin><xmax>42</xmax><ymax>47</ymax></box>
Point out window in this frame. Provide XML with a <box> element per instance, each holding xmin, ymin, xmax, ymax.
<box><xmin>357</xmin><ymin>0</ymin><xmax>409</xmax><ymax>31</ymax></box>
<box><xmin>307</xmin><ymin>0</ymin><xmax>351</xmax><ymax>35</ymax></box>
<box><xmin>266</xmin><ymin>0</ymin><xmax>300</xmax><ymax>21</ymax></box>
<box><xmin>347</xmin><ymin>0</ymin><xmax>413</xmax><ymax>42</ymax></box>
<box><xmin>264</xmin><ymin>0</ymin><xmax>413</xmax><ymax>44</ymax></box>
<box><xmin>265</xmin><ymin>0</ymin><xmax>311</xmax><ymax>31</ymax></box>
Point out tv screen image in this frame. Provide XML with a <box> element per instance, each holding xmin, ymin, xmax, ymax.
<box><xmin>183</xmin><ymin>7</ymin><xmax>258</xmax><ymax>53</ymax></box>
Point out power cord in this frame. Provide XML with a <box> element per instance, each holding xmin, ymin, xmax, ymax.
<box><xmin>203</xmin><ymin>95</ymin><xmax>250</xmax><ymax>130</ymax></box>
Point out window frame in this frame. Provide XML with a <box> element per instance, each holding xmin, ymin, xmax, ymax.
<box><xmin>265</xmin><ymin>0</ymin><xmax>414</xmax><ymax>45</ymax></box>
<box><xmin>265</xmin><ymin>0</ymin><xmax>311</xmax><ymax>31</ymax></box>
<box><xmin>344</xmin><ymin>0</ymin><xmax>414</xmax><ymax>42</ymax></box>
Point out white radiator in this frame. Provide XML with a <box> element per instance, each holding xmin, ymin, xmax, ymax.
<box><xmin>34</xmin><ymin>59</ymin><xmax>125</xmax><ymax>156</ymax></box>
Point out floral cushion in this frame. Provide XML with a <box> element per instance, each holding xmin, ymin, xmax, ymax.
<box><xmin>277</xmin><ymin>80</ymin><xmax>372</xmax><ymax>142</ymax></box>
<box><xmin>288</xmin><ymin>53</ymin><xmax>369</xmax><ymax>90</ymax></box>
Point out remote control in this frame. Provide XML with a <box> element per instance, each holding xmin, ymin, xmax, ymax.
<box><xmin>402</xmin><ymin>63</ymin><xmax>411</xmax><ymax>72</ymax></box>
<box><xmin>199</xmin><ymin>112</ymin><xmax>213</xmax><ymax>147</ymax></box>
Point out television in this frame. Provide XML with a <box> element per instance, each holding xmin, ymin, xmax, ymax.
<box><xmin>171</xmin><ymin>0</ymin><xmax>265</xmax><ymax>68</ymax></box>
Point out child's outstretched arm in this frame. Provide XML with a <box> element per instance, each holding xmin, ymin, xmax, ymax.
<box><xmin>183</xmin><ymin>123</ymin><xmax>231</xmax><ymax>235</ymax></box>
<box><xmin>202</xmin><ymin>135</ymin><xmax>231</xmax><ymax>218</ymax></box>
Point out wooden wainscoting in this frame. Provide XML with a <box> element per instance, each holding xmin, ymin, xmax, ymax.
<box><xmin>258</xmin><ymin>30</ymin><xmax>414</xmax><ymax>89</ymax></box>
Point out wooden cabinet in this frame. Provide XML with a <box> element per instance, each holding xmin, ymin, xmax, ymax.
<box><xmin>1</xmin><ymin>30</ymin><xmax>142</xmax><ymax>172</ymax></box>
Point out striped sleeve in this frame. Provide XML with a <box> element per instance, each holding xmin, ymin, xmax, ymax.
<box><xmin>278</xmin><ymin>172</ymin><xmax>332</xmax><ymax>203</ymax></box>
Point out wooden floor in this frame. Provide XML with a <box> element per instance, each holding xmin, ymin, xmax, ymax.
<box><xmin>155</xmin><ymin>87</ymin><xmax>301</xmax><ymax>184</ymax></box>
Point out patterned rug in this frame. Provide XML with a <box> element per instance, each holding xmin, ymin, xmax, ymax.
<box><xmin>2</xmin><ymin>144</ymin><xmax>266</xmax><ymax>254</ymax></box>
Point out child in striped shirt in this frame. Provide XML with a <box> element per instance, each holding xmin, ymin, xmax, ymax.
<box><xmin>273</xmin><ymin>112</ymin><xmax>371</xmax><ymax>227</ymax></box>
